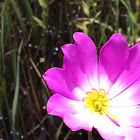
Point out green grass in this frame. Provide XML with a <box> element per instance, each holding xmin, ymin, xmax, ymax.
<box><xmin>0</xmin><ymin>0</ymin><xmax>140</xmax><ymax>139</ymax></box>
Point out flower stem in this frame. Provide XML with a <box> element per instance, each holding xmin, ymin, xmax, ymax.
<box><xmin>88</xmin><ymin>131</ymin><xmax>92</xmax><ymax>140</ymax></box>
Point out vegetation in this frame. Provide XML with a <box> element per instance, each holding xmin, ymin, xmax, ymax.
<box><xmin>0</xmin><ymin>0</ymin><xmax>140</xmax><ymax>139</ymax></box>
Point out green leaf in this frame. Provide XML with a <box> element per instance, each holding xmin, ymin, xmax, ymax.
<box><xmin>120</xmin><ymin>0</ymin><xmax>136</xmax><ymax>23</ymax></box>
<box><xmin>55</xmin><ymin>122</ymin><xmax>63</xmax><ymax>140</ymax></box>
<box><xmin>128</xmin><ymin>11</ymin><xmax>136</xmax><ymax>23</ymax></box>
<box><xmin>120</xmin><ymin>0</ymin><xmax>129</xmax><ymax>10</ymax></box>
<box><xmin>33</xmin><ymin>16</ymin><xmax>46</xmax><ymax>28</ymax></box>
<box><xmin>82</xmin><ymin>1</ymin><xmax>89</xmax><ymax>17</ymax></box>
<box><xmin>74</xmin><ymin>21</ymin><xmax>89</xmax><ymax>34</ymax></box>
<box><xmin>38</xmin><ymin>0</ymin><xmax>47</xmax><ymax>9</ymax></box>
<box><xmin>12</xmin><ymin>40</ymin><xmax>23</xmax><ymax>134</ymax></box>
<box><xmin>10</xmin><ymin>0</ymin><xmax>28</xmax><ymax>37</ymax></box>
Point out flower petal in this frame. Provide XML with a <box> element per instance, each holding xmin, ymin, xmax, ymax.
<box><xmin>63</xmin><ymin>111</ymin><xmax>94</xmax><ymax>132</ymax></box>
<box><xmin>98</xmin><ymin>130</ymin><xmax>125</xmax><ymax>140</ymax></box>
<box><xmin>63</xmin><ymin>109</ymin><xmax>105</xmax><ymax>132</ymax></box>
<box><xmin>47</xmin><ymin>94</ymin><xmax>85</xmax><ymax>118</ymax></box>
<box><xmin>95</xmin><ymin>114</ymin><xmax>140</xmax><ymax>140</ymax></box>
<box><xmin>109</xmin><ymin>77</ymin><xmax>140</xmax><ymax>106</ymax></box>
<box><xmin>108</xmin><ymin>105</ymin><xmax>140</xmax><ymax>127</ymax></box>
<box><xmin>121</xmin><ymin>125</ymin><xmax>140</xmax><ymax>140</ymax></box>
<box><xmin>83</xmin><ymin>113</ymin><xmax>125</xmax><ymax>140</ymax></box>
<box><xmin>43</xmin><ymin>67</ymin><xmax>86</xmax><ymax>101</ymax></box>
<box><xmin>99</xmin><ymin>33</ymin><xmax>129</xmax><ymax>92</ymax></box>
<box><xmin>108</xmin><ymin>43</ymin><xmax>140</xmax><ymax>99</ymax></box>
<box><xmin>62</xmin><ymin>32</ymin><xmax>99</xmax><ymax>93</ymax></box>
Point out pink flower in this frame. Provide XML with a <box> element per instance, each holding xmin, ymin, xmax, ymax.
<box><xmin>43</xmin><ymin>32</ymin><xmax>140</xmax><ymax>139</ymax></box>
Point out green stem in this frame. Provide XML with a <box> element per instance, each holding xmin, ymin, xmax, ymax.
<box><xmin>116</xmin><ymin>0</ymin><xmax>119</xmax><ymax>32</ymax></box>
<box><xmin>88</xmin><ymin>131</ymin><xmax>92</xmax><ymax>140</ymax></box>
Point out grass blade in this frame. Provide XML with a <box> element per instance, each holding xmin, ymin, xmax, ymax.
<box><xmin>10</xmin><ymin>0</ymin><xmax>28</xmax><ymax>38</ymax></box>
<box><xmin>11</xmin><ymin>40</ymin><xmax>23</xmax><ymax>134</ymax></box>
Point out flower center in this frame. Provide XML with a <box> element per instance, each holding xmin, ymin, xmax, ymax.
<box><xmin>84</xmin><ymin>89</ymin><xmax>110</xmax><ymax>114</ymax></box>
<box><xmin>84</xmin><ymin>89</ymin><xmax>119</xmax><ymax>124</ymax></box>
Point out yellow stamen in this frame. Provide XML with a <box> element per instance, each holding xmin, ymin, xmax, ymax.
<box><xmin>98</xmin><ymin>89</ymin><xmax>104</xmax><ymax>97</ymax></box>
<box><xmin>84</xmin><ymin>89</ymin><xmax>119</xmax><ymax>124</ymax></box>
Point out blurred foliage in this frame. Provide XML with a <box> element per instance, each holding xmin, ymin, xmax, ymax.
<box><xmin>0</xmin><ymin>0</ymin><xmax>140</xmax><ymax>139</ymax></box>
